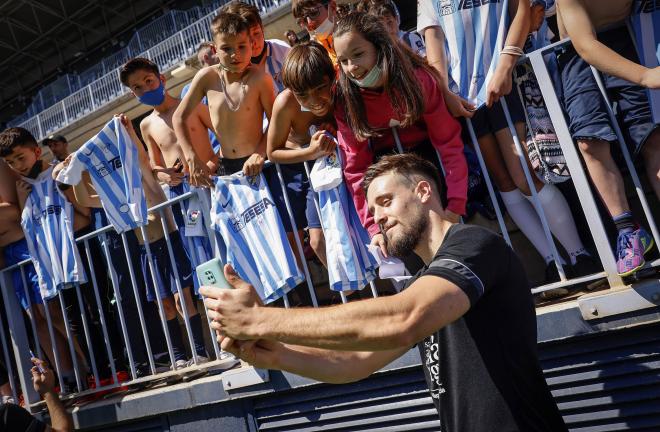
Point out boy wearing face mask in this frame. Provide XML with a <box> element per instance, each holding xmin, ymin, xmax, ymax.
<box><xmin>292</xmin><ymin>0</ymin><xmax>338</xmax><ymax>65</ymax></box>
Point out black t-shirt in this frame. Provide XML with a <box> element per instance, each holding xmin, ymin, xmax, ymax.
<box><xmin>407</xmin><ymin>224</ymin><xmax>566</xmax><ymax>432</ymax></box>
<box><xmin>0</xmin><ymin>403</ymin><xmax>47</xmax><ymax>432</ymax></box>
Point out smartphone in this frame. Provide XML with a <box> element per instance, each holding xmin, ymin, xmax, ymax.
<box><xmin>30</xmin><ymin>350</ymin><xmax>45</xmax><ymax>373</ymax></box>
<box><xmin>196</xmin><ymin>258</ymin><xmax>232</xmax><ymax>289</ymax></box>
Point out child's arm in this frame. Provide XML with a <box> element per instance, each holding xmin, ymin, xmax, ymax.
<box><xmin>173</xmin><ymin>68</ymin><xmax>215</xmax><ymax>187</ymax></box>
<box><xmin>242</xmin><ymin>73</ymin><xmax>275</xmax><ymax>176</ymax></box>
<box><xmin>486</xmin><ymin>0</ymin><xmax>531</xmax><ymax>106</ymax></box>
<box><xmin>558</xmin><ymin>0</ymin><xmax>659</xmax><ymax>88</ymax></box>
<box><xmin>60</xmin><ymin>187</ymin><xmax>91</xmax><ymax>218</ymax></box>
<box><xmin>139</xmin><ymin>120</ymin><xmax>184</xmax><ymax>187</ymax></box>
<box><xmin>15</xmin><ymin>181</ymin><xmax>31</xmax><ymax>211</ymax></box>
<box><xmin>0</xmin><ymin>160</ymin><xmax>19</xmax><ymax>205</ymax></box>
<box><xmin>267</xmin><ymin>95</ymin><xmax>335</xmax><ymax>164</ymax></box>
<box><xmin>195</xmin><ymin>103</ymin><xmax>220</xmax><ymax>170</ymax></box>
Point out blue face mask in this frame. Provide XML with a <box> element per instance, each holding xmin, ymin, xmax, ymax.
<box><xmin>137</xmin><ymin>81</ymin><xmax>166</xmax><ymax>106</ymax></box>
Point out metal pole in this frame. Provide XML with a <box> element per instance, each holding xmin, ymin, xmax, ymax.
<box><xmin>57</xmin><ymin>292</ymin><xmax>84</xmax><ymax>392</ymax></box>
<box><xmin>73</xmin><ymin>283</ymin><xmax>99</xmax><ymax>387</ymax></box>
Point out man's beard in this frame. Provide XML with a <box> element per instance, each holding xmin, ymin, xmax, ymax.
<box><xmin>387</xmin><ymin>211</ymin><xmax>428</xmax><ymax>258</ymax></box>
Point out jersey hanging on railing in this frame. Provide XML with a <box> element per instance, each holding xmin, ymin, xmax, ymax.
<box><xmin>630</xmin><ymin>1</ymin><xmax>660</xmax><ymax>123</ymax></box>
<box><xmin>57</xmin><ymin>118</ymin><xmax>148</xmax><ymax>233</ymax></box>
<box><xmin>310</xmin><ymin>150</ymin><xmax>379</xmax><ymax>292</ymax></box>
<box><xmin>210</xmin><ymin>172</ymin><xmax>303</xmax><ymax>304</ymax></box>
<box><xmin>417</xmin><ymin>0</ymin><xmax>510</xmax><ymax>108</ymax></box>
<box><xmin>21</xmin><ymin>166</ymin><xmax>87</xmax><ymax>300</ymax></box>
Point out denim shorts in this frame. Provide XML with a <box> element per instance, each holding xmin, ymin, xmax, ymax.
<box><xmin>558</xmin><ymin>26</ymin><xmax>658</xmax><ymax>157</ymax></box>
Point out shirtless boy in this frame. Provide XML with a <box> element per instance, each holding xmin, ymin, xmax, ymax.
<box><xmin>267</xmin><ymin>42</ymin><xmax>339</xmax><ymax>267</ymax></box>
<box><xmin>556</xmin><ymin>0</ymin><xmax>659</xmax><ymax>276</ymax></box>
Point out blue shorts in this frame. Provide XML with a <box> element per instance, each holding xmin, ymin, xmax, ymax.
<box><xmin>217</xmin><ymin>158</ymin><xmax>321</xmax><ymax>231</ymax></box>
<box><xmin>470</xmin><ymin>90</ymin><xmax>526</xmax><ymax>139</ymax></box>
<box><xmin>3</xmin><ymin>238</ymin><xmax>41</xmax><ymax>310</ymax></box>
<box><xmin>558</xmin><ymin>26</ymin><xmax>658</xmax><ymax>157</ymax></box>
<box><xmin>140</xmin><ymin>234</ymin><xmax>193</xmax><ymax>302</ymax></box>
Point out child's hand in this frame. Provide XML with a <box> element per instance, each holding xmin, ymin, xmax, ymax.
<box><xmin>16</xmin><ymin>180</ymin><xmax>32</xmax><ymax>208</ymax></box>
<box><xmin>317</xmin><ymin>121</ymin><xmax>337</xmax><ymax>137</ymax></box>
<box><xmin>308</xmin><ymin>130</ymin><xmax>336</xmax><ymax>160</ymax></box>
<box><xmin>443</xmin><ymin>90</ymin><xmax>475</xmax><ymax>118</ymax></box>
<box><xmin>31</xmin><ymin>358</ymin><xmax>55</xmax><ymax>395</ymax></box>
<box><xmin>641</xmin><ymin>66</ymin><xmax>660</xmax><ymax>89</ymax></box>
<box><xmin>486</xmin><ymin>61</ymin><xmax>514</xmax><ymax>107</ymax></box>
<box><xmin>243</xmin><ymin>153</ymin><xmax>265</xmax><ymax>177</ymax></box>
<box><xmin>188</xmin><ymin>155</ymin><xmax>213</xmax><ymax>188</ymax></box>
<box><xmin>156</xmin><ymin>168</ymin><xmax>185</xmax><ymax>187</ymax></box>
<box><xmin>114</xmin><ymin>113</ymin><xmax>135</xmax><ymax>134</ymax></box>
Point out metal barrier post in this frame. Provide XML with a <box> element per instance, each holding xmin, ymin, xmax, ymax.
<box><xmin>500</xmin><ymin>97</ymin><xmax>568</xmax><ymax>281</ymax></box>
<box><xmin>40</xmin><ymin>297</ymin><xmax>65</xmax><ymax>392</ymax></box>
<box><xmin>0</xmin><ymin>305</ymin><xmax>19</xmax><ymax>403</ymax></box>
<box><xmin>274</xmin><ymin>164</ymin><xmax>319</xmax><ymax>307</ymax></box>
<box><xmin>83</xmin><ymin>239</ymin><xmax>118</xmax><ymax>384</ymax></box>
<box><xmin>57</xmin><ymin>292</ymin><xmax>84</xmax><ymax>391</ymax></box>
<box><xmin>73</xmin><ymin>283</ymin><xmax>100</xmax><ymax>386</ymax></box>
<box><xmin>528</xmin><ymin>48</ymin><xmax>622</xmax><ymax>287</ymax></box>
<box><xmin>0</xmin><ymin>271</ymin><xmax>40</xmax><ymax>410</ymax></box>
<box><xmin>138</xmin><ymin>225</ymin><xmax>178</xmax><ymax>370</ymax></box>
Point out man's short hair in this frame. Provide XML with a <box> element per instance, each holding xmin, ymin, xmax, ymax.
<box><xmin>0</xmin><ymin>127</ymin><xmax>38</xmax><ymax>157</ymax></box>
<box><xmin>41</xmin><ymin>134</ymin><xmax>67</xmax><ymax>147</ymax></box>
<box><xmin>211</xmin><ymin>12</ymin><xmax>250</xmax><ymax>39</ymax></box>
<box><xmin>220</xmin><ymin>1</ymin><xmax>263</xmax><ymax>29</ymax></box>
<box><xmin>362</xmin><ymin>153</ymin><xmax>443</xmax><ymax>196</ymax></box>
<box><xmin>292</xmin><ymin>0</ymin><xmax>328</xmax><ymax>18</ymax></box>
<box><xmin>119</xmin><ymin>58</ymin><xmax>160</xmax><ymax>87</ymax></box>
<box><xmin>281</xmin><ymin>41</ymin><xmax>335</xmax><ymax>94</ymax></box>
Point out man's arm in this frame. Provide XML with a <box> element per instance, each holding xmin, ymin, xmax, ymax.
<box><xmin>225</xmin><ymin>338</ymin><xmax>409</xmax><ymax>384</ymax></box>
<box><xmin>32</xmin><ymin>358</ymin><xmax>72</xmax><ymax>432</ymax></box>
<box><xmin>558</xmin><ymin>0</ymin><xmax>659</xmax><ymax>88</ymax></box>
<box><xmin>202</xmin><ymin>266</ymin><xmax>471</xmax><ymax>351</ymax></box>
<box><xmin>173</xmin><ymin>68</ymin><xmax>214</xmax><ymax>187</ymax></box>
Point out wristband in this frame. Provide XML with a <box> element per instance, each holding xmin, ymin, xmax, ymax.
<box><xmin>501</xmin><ymin>45</ymin><xmax>524</xmax><ymax>57</ymax></box>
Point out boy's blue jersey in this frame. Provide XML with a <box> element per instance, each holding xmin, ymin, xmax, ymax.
<box><xmin>210</xmin><ymin>172</ymin><xmax>302</xmax><ymax>304</ymax></box>
<box><xmin>630</xmin><ymin>0</ymin><xmax>660</xmax><ymax>123</ymax></box>
<box><xmin>418</xmin><ymin>0</ymin><xmax>510</xmax><ymax>107</ymax></box>
<box><xmin>312</xmin><ymin>152</ymin><xmax>378</xmax><ymax>291</ymax></box>
<box><xmin>57</xmin><ymin>118</ymin><xmax>148</xmax><ymax>233</ymax></box>
<box><xmin>21</xmin><ymin>167</ymin><xmax>87</xmax><ymax>300</ymax></box>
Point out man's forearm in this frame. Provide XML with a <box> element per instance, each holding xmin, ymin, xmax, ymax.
<box><xmin>252</xmin><ymin>296</ymin><xmax>416</xmax><ymax>351</ymax></box>
<box><xmin>43</xmin><ymin>391</ymin><xmax>73</xmax><ymax>432</ymax></box>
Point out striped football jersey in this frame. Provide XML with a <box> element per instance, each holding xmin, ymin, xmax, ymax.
<box><xmin>21</xmin><ymin>166</ymin><xmax>87</xmax><ymax>300</ymax></box>
<box><xmin>57</xmin><ymin>118</ymin><xmax>148</xmax><ymax>233</ymax></box>
<box><xmin>209</xmin><ymin>172</ymin><xmax>303</xmax><ymax>304</ymax></box>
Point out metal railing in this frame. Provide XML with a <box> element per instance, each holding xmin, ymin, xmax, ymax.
<box><xmin>8</xmin><ymin>0</ymin><xmax>285</xmax><ymax>139</ymax></box>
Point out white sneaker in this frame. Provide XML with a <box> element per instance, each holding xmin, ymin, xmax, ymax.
<box><xmin>185</xmin><ymin>355</ymin><xmax>210</xmax><ymax>368</ymax></box>
<box><xmin>1</xmin><ymin>395</ymin><xmax>15</xmax><ymax>404</ymax></box>
<box><xmin>174</xmin><ymin>359</ymin><xmax>188</xmax><ymax>370</ymax></box>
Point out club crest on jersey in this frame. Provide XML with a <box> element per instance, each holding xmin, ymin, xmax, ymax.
<box><xmin>246</xmin><ymin>174</ymin><xmax>261</xmax><ymax>188</ymax></box>
<box><xmin>326</xmin><ymin>153</ymin><xmax>339</xmax><ymax>168</ymax></box>
<box><xmin>187</xmin><ymin>210</ymin><xmax>201</xmax><ymax>226</ymax></box>
<box><xmin>436</xmin><ymin>0</ymin><xmax>456</xmax><ymax>15</ymax></box>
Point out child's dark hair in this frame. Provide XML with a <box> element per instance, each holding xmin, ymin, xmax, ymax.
<box><xmin>0</xmin><ymin>127</ymin><xmax>38</xmax><ymax>157</ymax></box>
<box><xmin>281</xmin><ymin>41</ymin><xmax>335</xmax><ymax>94</ymax></box>
<box><xmin>356</xmin><ymin>0</ymin><xmax>398</xmax><ymax>20</ymax></box>
<box><xmin>221</xmin><ymin>1</ymin><xmax>263</xmax><ymax>29</ymax></box>
<box><xmin>334</xmin><ymin>12</ymin><xmax>439</xmax><ymax>141</ymax></box>
<box><xmin>211</xmin><ymin>12</ymin><xmax>250</xmax><ymax>39</ymax></box>
<box><xmin>292</xmin><ymin>0</ymin><xmax>328</xmax><ymax>19</ymax></box>
<box><xmin>362</xmin><ymin>153</ymin><xmax>443</xmax><ymax>197</ymax></box>
<box><xmin>119</xmin><ymin>58</ymin><xmax>160</xmax><ymax>87</ymax></box>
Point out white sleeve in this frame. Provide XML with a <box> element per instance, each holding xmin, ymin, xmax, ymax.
<box><xmin>267</xmin><ymin>38</ymin><xmax>291</xmax><ymax>63</ymax></box>
<box><xmin>56</xmin><ymin>155</ymin><xmax>84</xmax><ymax>185</ymax></box>
<box><xmin>409</xmin><ymin>32</ymin><xmax>427</xmax><ymax>57</ymax></box>
<box><xmin>417</xmin><ymin>0</ymin><xmax>440</xmax><ymax>33</ymax></box>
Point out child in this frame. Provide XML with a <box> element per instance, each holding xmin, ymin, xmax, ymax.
<box><xmin>332</xmin><ymin>13</ymin><xmax>467</xmax><ymax>254</ymax></box>
<box><xmin>0</xmin><ymin>127</ymin><xmax>88</xmax><ymax>392</ymax></box>
<box><xmin>120</xmin><ymin>57</ymin><xmax>215</xmax><ymax>287</ymax></box>
<box><xmin>222</xmin><ymin>1</ymin><xmax>291</xmax><ymax>95</ymax></box>
<box><xmin>267</xmin><ymin>41</ymin><xmax>338</xmax><ymax>267</ymax></box>
<box><xmin>556</xmin><ymin>0</ymin><xmax>659</xmax><ymax>276</ymax></box>
<box><xmin>418</xmin><ymin>0</ymin><xmax>597</xmax><ymax>285</ymax></box>
<box><xmin>291</xmin><ymin>0</ymin><xmax>338</xmax><ymax>65</ymax></box>
<box><xmin>357</xmin><ymin>0</ymin><xmax>426</xmax><ymax>57</ymax></box>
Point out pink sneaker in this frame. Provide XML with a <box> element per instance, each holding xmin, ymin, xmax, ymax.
<box><xmin>616</xmin><ymin>228</ymin><xmax>654</xmax><ymax>276</ymax></box>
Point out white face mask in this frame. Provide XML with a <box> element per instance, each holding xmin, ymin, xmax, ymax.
<box><xmin>349</xmin><ymin>63</ymin><xmax>383</xmax><ymax>88</ymax></box>
<box><xmin>310</xmin><ymin>17</ymin><xmax>334</xmax><ymax>40</ymax></box>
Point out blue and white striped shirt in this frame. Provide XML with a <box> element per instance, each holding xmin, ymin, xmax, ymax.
<box><xmin>22</xmin><ymin>167</ymin><xmax>87</xmax><ymax>300</ymax></box>
<box><xmin>265</xmin><ymin>39</ymin><xmax>291</xmax><ymax>96</ymax></box>
<box><xmin>57</xmin><ymin>118</ymin><xmax>148</xmax><ymax>233</ymax></box>
<box><xmin>418</xmin><ymin>0</ymin><xmax>510</xmax><ymax>107</ymax></box>
<box><xmin>209</xmin><ymin>172</ymin><xmax>302</xmax><ymax>304</ymax></box>
<box><xmin>311</xmin><ymin>151</ymin><xmax>379</xmax><ymax>292</ymax></box>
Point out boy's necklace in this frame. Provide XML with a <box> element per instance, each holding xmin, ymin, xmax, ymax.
<box><xmin>219</xmin><ymin>67</ymin><xmax>247</xmax><ymax>112</ymax></box>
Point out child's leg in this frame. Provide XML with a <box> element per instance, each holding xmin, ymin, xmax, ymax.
<box><xmin>161</xmin><ymin>296</ymin><xmax>187</xmax><ymax>362</ymax></box>
<box><xmin>47</xmin><ymin>299</ymin><xmax>89</xmax><ymax>373</ymax></box>
<box><xmin>640</xmin><ymin>128</ymin><xmax>660</xmax><ymax>200</ymax></box>
<box><xmin>496</xmin><ymin>123</ymin><xmax>590</xmax><ymax>264</ymax></box>
<box><xmin>309</xmin><ymin>228</ymin><xmax>327</xmax><ymax>268</ymax></box>
<box><xmin>30</xmin><ymin>304</ymin><xmax>75</xmax><ymax>386</ymax></box>
<box><xmin>174</xmin><ymin>287</ymin><xmax>207</xmax><ymax>358</ymax></box>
